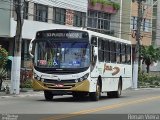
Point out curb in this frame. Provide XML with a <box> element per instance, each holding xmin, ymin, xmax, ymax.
<box><xmin>0</xmin><ymin>91</ymin><xmax>43</xmax><ymax>98</ymax></box>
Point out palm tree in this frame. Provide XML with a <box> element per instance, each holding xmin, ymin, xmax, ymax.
<box><xmin>140</xmin><ymin>45</ymin><xmax>160</xmax><ymax>73</ymax></box>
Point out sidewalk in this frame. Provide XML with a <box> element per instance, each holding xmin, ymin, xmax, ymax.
<box><xmin>0</xmin><ymin>89</ymin><xmax>43</xmax><ymax>98</ymax></box>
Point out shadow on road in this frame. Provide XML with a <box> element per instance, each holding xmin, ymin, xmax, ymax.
<box><xmin>37</xmin><ymin>95</ymin><xmax>128</xmax><ymax>103</ymax></box>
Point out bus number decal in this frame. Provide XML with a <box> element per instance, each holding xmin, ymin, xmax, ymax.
<box><xmin>103</xmin><ymin>64</ymin><xmax>120</xmax><ymax>76</ymax></box>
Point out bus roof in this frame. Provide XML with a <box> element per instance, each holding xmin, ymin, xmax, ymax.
<box><xmin>36</xmin><ymin>28</ymin><xmax>131</xmax><ymax>44</ymax></box>
<box><xmin>86</xmin><ymin>30</ymin><xmax>131</xmax><ymax>44</ymax></box>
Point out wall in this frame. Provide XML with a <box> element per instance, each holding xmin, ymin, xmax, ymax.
<box><xmin>155</xmin><ymin>1</ymin><xmax>160</xmax><ymax>46</ymax></box>
<box><xmin>121</xmin><ymin>0</ymin><xmax>131</xmax><ymax>40</ymax></box>
<box><xmin>9</xmin><ymin>0</ymin><xmax>88</xmax><ymax>39</ymax></box>
<box><xmin>130</xmin><ymin>1</ymin><xmax>152</xmax><ymax>46</ymax></box>
<box><xmin>10</xmin><ymin>18</ymin><xmax>82</xmax><ymax>39</ymax></box>
<box><xmin>150</xmin><ymin>0</ymin><xmax>160</xmax><ymax>72</ymax></box>
<box><xmin>30</xmin><ymin>0</ymin><xmax>88</xmax><ymax>13</ymax></box>
<box><xmin>0</xmin><ymin>0</ymin><xmax>11</xmax><ymax>37</ymax></box>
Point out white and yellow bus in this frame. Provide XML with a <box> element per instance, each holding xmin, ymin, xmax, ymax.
<box><xmin>29</xmin><ymin>28</ymin><xmax>132</xmax><ymax>101</ymax></box>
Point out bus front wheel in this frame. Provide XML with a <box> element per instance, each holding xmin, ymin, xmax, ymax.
<box><xmin>89</xmin><ymin>82</ymin><xmax>100</xmax><ymax>101</ymax></box>
<box><xmin>44</xmin><ymin>91</ymin><xmax>54</xmax><ymax>101</ymax></box>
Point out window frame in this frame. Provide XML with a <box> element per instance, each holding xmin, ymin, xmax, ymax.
<box><xmin>34</xmin><ymin>3</ymin><xmax>48</xmax><ymax>22</ymax></box>
<box><xmin>53</xmin><ymin>7</ymin><xmax>66</xmax><ymax>25</ymax></box>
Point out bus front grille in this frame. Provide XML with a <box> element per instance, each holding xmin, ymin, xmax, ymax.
<box><xmin>44</xmin><ymin>83</ymin><xmax>76</xmax><ymax>89</ymax></box>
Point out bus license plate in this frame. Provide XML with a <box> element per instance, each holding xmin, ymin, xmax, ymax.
<box><xmin>55</xmin><ymin>84</ymin><xmax>64</xmax><ymax>87</ymax></box>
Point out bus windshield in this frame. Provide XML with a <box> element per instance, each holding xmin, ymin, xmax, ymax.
<box><xmin>33</xmin><ymin>40</ymin><xmax>90</xmax><ymax>69</ymax></box>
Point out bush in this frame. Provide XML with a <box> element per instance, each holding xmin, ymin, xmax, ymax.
<box><xmin>0</xmin><ymin>46</ymin><xmax>8</xmax><ymax>68</ymax></box>
<box><xmin>0</xmin><ymin>68</ymin><xmax>7</xmax><ymax>90</ymax></box>
<box><xmin>90</xmin><ymin>0</ymin><xmax>120</xmax><ymax>10</ymax></box>
<box><xmin>20</xmin><ymin>79</ymin><xmax>32</xmax><ymax>88</ymax></box>
<box><xmin>138</xmin><ymin>71</ymin><xmax>160</xmax><ymax>88</ymax></box>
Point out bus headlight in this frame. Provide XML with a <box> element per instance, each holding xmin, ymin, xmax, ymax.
<box><xmin>34</xmin><ymin>73</ymin><xmax>37</xmax><ymax>79</ymax></box>
<box><xmin>75</xmin><ymin>79</ymin><xmax>78</xmax><ymax>83</ymax></box>
<box><xmin>83</xmin><ymin>73</ymin><xmax>89</xmax><ymax>79</ymax></box>
<box><xmin>77</xmin><ymin>73</ymin><xmax>89</xmax><ymax>82</ymax></box>
<box><xmin>41</xmin><ymin>78</ymin><xmax>44</xmax><ymax>82</ymax></box>
<box><xmin>79</xmin><ymin>78</ymin><xmax>83</xmax><ymax>82</ymax></box>
<box><xmin>37</xmin><ymin>76</ymin><xmax>41</xmax><ymax>80</ymax></box>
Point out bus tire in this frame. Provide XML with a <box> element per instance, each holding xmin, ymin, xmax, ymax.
<box><xmin>113</xmin><ymin>82</ymin><xmax>122</xmax><ymax>98</ymax></box>
<box><xmin>89</xmin><ymin>82</ymin><xmax>100</xmax><ymax>101</ymax></box>
<box><xmin>107</xmin><ymin>80</ymin><xmax>122</xmax><ymax>98</ymax></box>
<box><xmin>44</xmin><ymin>91</ymin><xmax>53</xmax><ymax>101</ymax></box>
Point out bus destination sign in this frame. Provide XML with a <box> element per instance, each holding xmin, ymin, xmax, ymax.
<box><xmin>36</xmin><ymin>31</ymin><xmax>88</xmax><ymax>39</ymax></box>
<box><xmin>47</xmin><ymin>32</ymin><xmax>82</xmax><ymax>38</ymax></box>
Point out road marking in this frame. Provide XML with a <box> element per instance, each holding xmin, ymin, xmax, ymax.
<box><xmin>41</xmin><ymin>95</ymin><xmax>160</xmax><ymax>120</ymax></box>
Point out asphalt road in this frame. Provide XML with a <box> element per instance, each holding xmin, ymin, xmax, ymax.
<box><xmin>0</xmin><ymin>88</ymin><xmax>160</xmax><ymax>120</ymax></box>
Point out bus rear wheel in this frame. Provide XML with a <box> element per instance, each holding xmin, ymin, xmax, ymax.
<box><xmin>44</xmin><ymin>91</ymin><xmax>54</xmax><ymax>101</ymax></box>
<box><xmin>89</xmin><ymin>82</ymin><xmax>100</xmax><ymax>101</ymax></box>
<box><xmin>107</xmin><ymin>81</ymin><xmax>122</xmax><ymax>98</ymax></box>
<box><xmin>114</xmin><ymin>82</ymin><xmax>122</xmax><ymax>98</ymax></box>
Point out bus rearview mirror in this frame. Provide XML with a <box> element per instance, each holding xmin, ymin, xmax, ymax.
<box><xmin>93</xmin><ymin>47</ymin><xmax>98</xmax><ymax>56</ymax></box>
<box><xmin>29</xmin><ymin>38</ymin><xmax>34</xmax><ymax>58</ymax></box>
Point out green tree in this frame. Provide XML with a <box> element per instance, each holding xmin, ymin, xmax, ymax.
<box><xmin>0</xmin><ymin>45</ymin><xmax>8</xmax><ymax>68</ymax></box>
<box><xmin>141</xmin><ymin>45</ymin><xmax>160</xmax><ymax>73</ymax></box>
<box><xmin>0</xmin><ymin>45</ymin><xmax>8</xmax><ymax>90</ymax></box>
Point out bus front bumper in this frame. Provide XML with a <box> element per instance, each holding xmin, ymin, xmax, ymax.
<box><xmin>32</xmin><ymin>79</ymin><xmax>90</xmax><ymax>92</ymax></box>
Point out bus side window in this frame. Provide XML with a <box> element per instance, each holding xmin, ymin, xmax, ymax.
<box><xmin>104</xmin><ymin>40</ymin><xmax>110</xmax><ymax>62</ymax></box>
<box><xmin>98</xmin><ymin>38</ymin><xmax>104</xmax><ymax>62</ymax></box>
<box><xmin>91</xmin><ymin>36</ymin><xmax>98</xmax><ymax>71</ymax></box>
<box><xmin>121</xmin><ymin>44</ymin><xmax>126</xmax><ymax>63</ymax></box>
<box><xmin>110</xmin><ymin>41</ymin><xmax>116</xmax><ymax>63</ymax></box>
<box><xmin>126</xmin><ymin>45</ymin><xmax>131</xmax><ymax>64</ymax></box>
<box><xmin>91</xmin><ymin>36</ymin><xmax>97</xmax><ymax>47</ymax></box>
<box><xmin>116</xmin><ymin>42</ymin><xmax>121</xmax><ymax>63</ymax></box>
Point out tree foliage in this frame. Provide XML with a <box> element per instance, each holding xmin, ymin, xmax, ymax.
<box><xmin>0</xmin><ymin>46</ymin><xmax>8</xmax><ymax>68</ymax></box>
<box><xmin>0</xmin><ymin>68</ymin><xmax>7</xmax><ymax>90</ymax></box>
<box><xmin>90</xmin><ymin>0</ymin><xmax>120</xmax><ymax>10</ymax></box>
<box><xmin>140</xmin><ymin>45</ymin><xmax>160</xmax><ymax>73</ymax></box>
<box><xmin>0</xmin><ymin>46</ymin><xmax>8</xmax><ymax>90</ymax></box>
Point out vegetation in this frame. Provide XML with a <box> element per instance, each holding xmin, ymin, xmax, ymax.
<box><xmin>90</xmin><ymin>0</ymin><xmax>120</xmax><ymax>10</ymax></box>
<box><xmin>0</xmin><ymin>46</ymin><xmax>8</xmax><ymax>68</ymax></box>
<box><xmin>138</xmin><ymin>71</ymin><xmax>160</xmax><ymax>88</ymax></box>
<box><xmin>138</xmin><ymin>45</ymin><xmax>160</xmax><ymax>88</ymax></box>
<box><xmin>140</xmin><ymin>45</ymin><xmax>160</xmax><ymax>73</ymax></box>
<box><xmin>20</xmin><ymin>79</ymin><xmax>32</xmax><ymax>89</ymax></box>
<box><xmin>0</xmin><ymin>68</ymin><xmax>7</xmax><ymax>90</ymax></box>
<box><xmin>0</xmin><ymin>46</ymin><xmax>8</xmax><ymax>91</ymax></box>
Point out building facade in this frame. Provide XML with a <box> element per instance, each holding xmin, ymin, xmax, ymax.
<box><xmin>130</xmin><ymin>0</ymin><xmax>152</xmax><ymax>47</ymax></box>
<box><xmin>0</xmin><ymin>0</ymin><xmax>88</xmax><ymax>69</ymax></box>
<box><xmin>150</xmin><ymin>0</ymin><xmax>160</xmax><ymax>73</ymax></box>
<box><xmin>130</xmin><ymin>0</ymin><xmax>153</xmax><ymax>69</ymax></box>
<box><xmin>87</xmin><ymin>0</ymin><xmax>121</xmax><ymax>38</ymax></box>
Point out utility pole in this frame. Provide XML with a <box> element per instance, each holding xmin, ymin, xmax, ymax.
<box><xmin>11</xmin><ymin>0</ymin><xmax>24</xmax><ymax>94</ymax></box>
<box><xmin>132</xmin><ymin>0</ymin><xmax>143</xmax><ymax>89</ymax></box>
